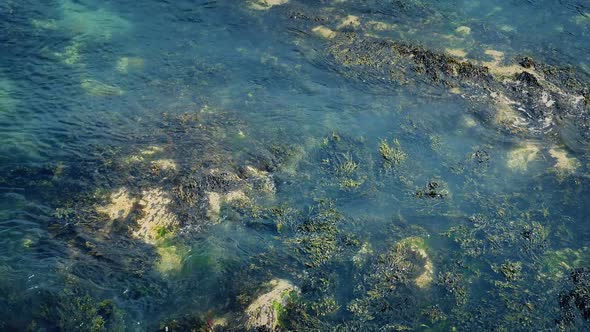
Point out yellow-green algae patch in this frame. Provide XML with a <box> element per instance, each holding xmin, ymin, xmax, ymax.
<box><xmin>541</xmin><ymin>247</ymin><xmax>590</xmax><ymax>280</ymax></box>
<box><xmin>155</xmin><ymin>244</ymin><xmax>188</xmax><ymax>275</ymax></box>
<box><xmin>244</xmin><ymin>166</ymin><xmax>276</xmax><ymax>194</ymax></box>
<box><xmin>573</xmin><ymin>13</ymin><xmax>590</xmax><ymax>26</ymax></box>
<box><xmin>31</xmin><ymin>19</ymin><xmax>58</xmax><ymax>30</ymax></box>
<box><xmin>461</xmin><ymin>115</ymin><xmax>478</xmax><ymax>128</ymax></box>
<box><xmin>506</xmin><ymin>142</ymin><xmax>541</xmax><ymax>172</ymax></box>
<box><xmin>245</xmin><ymin>279</ymin><xmax>299</xmax><ymax>331</ymax></box>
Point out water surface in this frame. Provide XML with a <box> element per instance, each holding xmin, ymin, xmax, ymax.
<box><xmin>1</xmin><ymin>0</ymin><xmax>590</xmax><ymax>331</ymax></box>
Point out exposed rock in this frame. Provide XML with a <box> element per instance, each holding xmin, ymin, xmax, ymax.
<box><xmin>245</xmin><ymin>279</ymin><xmax>299</xmax><ymax>331</ymax></box>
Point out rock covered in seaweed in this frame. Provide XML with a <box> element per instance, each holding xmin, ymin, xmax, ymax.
<box><xmin>244</xmin><ymin>279</ymin><xmax>299</xmax><ymax>331</ymax></box>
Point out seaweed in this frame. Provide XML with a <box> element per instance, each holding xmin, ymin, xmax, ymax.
<box><xmin>558</xmin><ymin>268</ymin><xmax>590</xmax><ymax>329</ymax></box>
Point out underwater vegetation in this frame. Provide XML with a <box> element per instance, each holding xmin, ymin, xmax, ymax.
<box><xmin>1</xmin><ymin>0</ymin><xmax>590</xmax><ymax>331</ymax></box>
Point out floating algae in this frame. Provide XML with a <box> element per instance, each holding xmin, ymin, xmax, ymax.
<box><xmin>541</xmin><ymin>247</ymin><xmax>590</xmax><ymax>280</ymax></box>
<box><xmin>379</xmin><ymin>138</ymin><xmax>407</xmax><ymax>170</ymax></box>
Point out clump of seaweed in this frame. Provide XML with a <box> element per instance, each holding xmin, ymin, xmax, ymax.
<box><xmin>437</xmin><ymin>271</ymin><xmax>468</xmax><ymax>305</ymax></box>
<box><xmin>493</xmin><ymin>261</ymin><xmax>523</xmax><ymax>281</ymax></box>
<box><xmin>287</xmin><ymin>200</ymin><xmax>347</xmax><ymax>268</ymax></box>
<box><xmin>415</xmin><ymin>180</ymin><xmax>449</xmax><ymax>199</ymax></box>
<box><xmin>317</xmin><ymin>132</ymin><xmax>374</xmax><ymax>194</ymax></box>
<box><xmin>379</xmin><ymin>138</ymin><xmax>407</xmax><ymax>171</ymax></box>
<box><xmin>33</xmin><ymin>290</ymin><xmax>126</xmax><ymax>332</ymax></box>
<box><xmin>558</xmin><ymin>268</ymin><xmax>590</xmax><ymax>329</ymax></box>
<box><xmin>344</xmin><ymin>237</ymin><xmax>433</xmax><ymax>327</ymax></box>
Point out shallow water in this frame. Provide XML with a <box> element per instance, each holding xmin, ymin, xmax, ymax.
<box><xmin>1</xmin><ymin>0</ymin><xmax>590</xmax><ymax>331</ymax></box>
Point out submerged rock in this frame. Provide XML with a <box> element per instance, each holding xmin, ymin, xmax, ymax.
<box><xmin>133</xmin><ymin>188</ymin><xmax>180</xmax><ymax>244</ymax></box>
<box><xmin>81</xmin><ymin>79</ymin><xmax>123</xmax><ymax>97</ymax></box>
<box><xmin>303</xmin><ymin>27</ymin><xmax>590</xmax><ymax>139</ymax></box>
<box><xmin>312</xmin><ymin>25</ymin><xmax>337</xmax><ymax>39</ymax></box>
<box><xmin>96</xmin><ymin>188</ymin><xmax>136</xmax><ymax>221</ymax></box>
<box><xmin>506</xmin><ymin>142</ymin><xmax>540</xmax><ymax>172</ymax></box>
<box><xmin>206</xmin><ymin>190</ymin><xmax>248</xmax><ymax>221</ymax></box>
<box><xmin>244</xmin><ymin>279</ymin><xmax>299</xmax><ymax>331</ymax></box>
<box><xmin>249</xmin><ymin>0</ymin><xmax>289</xmax><ymax>11</ymax></box>
<box><xmin>398</xmin><ymin>237</ymin><xmax>434</xmax><ymax>289</ymax></box>
<box><xmin>116</xmin><ymin>56</ymin><xmax>145</xmax><ymax>73</ymax></box>
<box><xmin>58</xmin><ymin>0</ymin><xmax>132</xmax><ymax>40</ymax></box>
<box><xmin>549</xmin><ymin>147</ymin><xmax>580</xmax><ymax>177</ymax></box>
<box><xmin>455</xmin><ymin>25</ymin><xmax>471</xmax><ymax>35</ymax></box>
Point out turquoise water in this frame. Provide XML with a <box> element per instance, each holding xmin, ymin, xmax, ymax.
<box><xmin>1</xmin><ymin>0</ymin><xmax>590</xmax><ymax>330</ymax></box>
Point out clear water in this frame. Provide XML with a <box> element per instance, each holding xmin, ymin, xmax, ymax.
<box><xmin>1</xmin><ymin>0</ymin><xmax>590</xmax><ymax>331</ymax></box>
